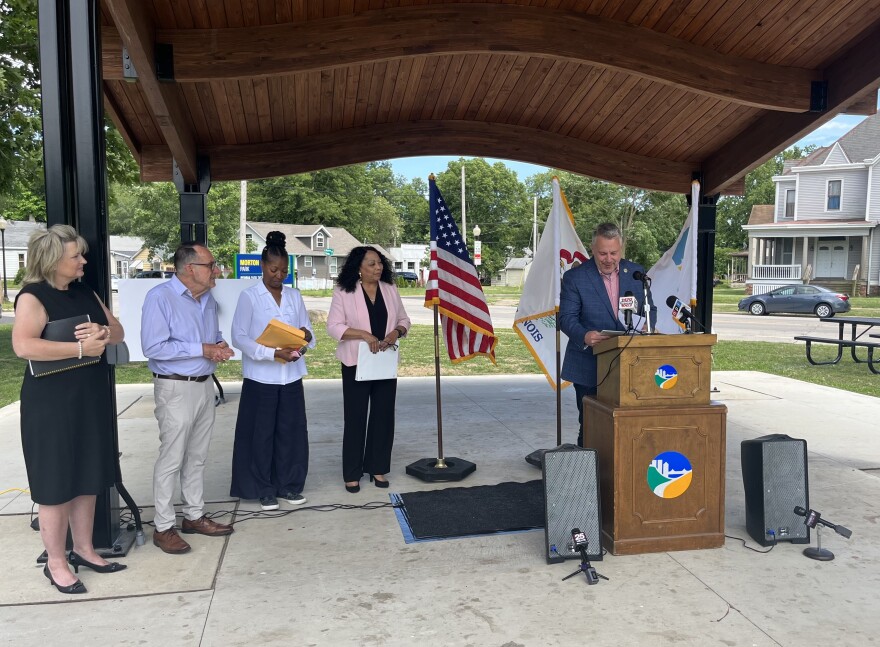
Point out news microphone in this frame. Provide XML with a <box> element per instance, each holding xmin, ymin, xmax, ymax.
<box><xmin>632</xmin><ymin>270</ymin><xmax>650</xmax><ymax>283</ymax></box>
<box><xmin>793</xmin><ymin>506</ymin><xmax>853</xmax><ymax>538</ymax></box>
<box><xmin>619</xmin><ymin>291</ymin><xmax>637</xmax><ymax>331</ymax></box>
<box><xmin>665</xmin><ymin>295</ymin><xmax>691</xmax><ymax>332</ymax></box>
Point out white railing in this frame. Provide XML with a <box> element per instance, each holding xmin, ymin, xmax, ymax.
<box><xmin>752</xmin><ymin>264</ymin><xmax>801</xmax><ymax>280</ymax></box>
<box><xmin>751</xmin><ymin>283</ymin><xmax>788</xmax><ymax>295</ymax></box>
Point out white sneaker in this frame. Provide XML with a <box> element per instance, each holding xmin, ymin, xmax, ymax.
<box><xmin>259</xmin><ymin>496</ymin><xmax>279</xmax><ymax>511</ymax></box>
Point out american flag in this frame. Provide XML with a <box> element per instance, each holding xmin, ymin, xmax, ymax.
<box><xmin>424</xmin><ymin>177</ymin><xmax>497</xmax><ymax>364</ymax></box>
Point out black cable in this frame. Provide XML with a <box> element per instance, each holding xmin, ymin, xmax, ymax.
<box><xmin>725</xmin><ymin>534</ymin><xmax>776</xmax><ymax>553</ymax></box>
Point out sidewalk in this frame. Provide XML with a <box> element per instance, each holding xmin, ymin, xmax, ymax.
<box><xmin>0</xmin><ymin>373</ymin><xmax>878</xmax><ymax>646</ymax></box>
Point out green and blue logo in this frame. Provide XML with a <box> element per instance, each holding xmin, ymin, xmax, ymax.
<box><xmin>647</xmin><ymin>451</ymin><xmax>692</xmax><ymax>498</ymax></box>
<box><xmin>654</xmin><ymin>364</ymin><xmax>678</xmax><ymax>389</ymax></box>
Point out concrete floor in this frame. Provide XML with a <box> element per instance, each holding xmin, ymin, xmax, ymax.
<box><xmin>0</xmin><ymin>372</ymin><xmax>878</xmax><ymax>647</ymax></box>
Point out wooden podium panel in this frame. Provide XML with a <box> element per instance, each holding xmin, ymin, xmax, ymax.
<box><xmin>594</xmin><ymin>334</ymin><xmax>716</xmax><ymax>408</ymax></box>
<box><xmin>584</xmin><ymin>398</ymin><xmax>727</xmax><ymax>555</ymax></box>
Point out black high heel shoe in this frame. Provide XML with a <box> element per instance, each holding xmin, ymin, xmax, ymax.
<box><xmin>68</xmin><ymin>550</ymin><xmax>127</xmax><ymax>574</ymax></box>
<box><xmin>43</xmin><ymin>564</ymin><xmax>87</xmax><ymax>594</ymax></box>
<box><xmin>370</xmin><ymin>475</ymin><xmax>390</xmax><ymax>489</ymax></box>
<box><xmin>345</xmin><ymin>482</ymin><xmax>360</xmax><ymax>493</ymax></box>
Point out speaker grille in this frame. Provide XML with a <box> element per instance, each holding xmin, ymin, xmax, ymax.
<box><xmin>543</xmin><ymin>448</ymin><xmax>602</xmax><ymax>563</ymax></box>
<box><xmin>742</xmin><ymin>434</ymin><xmax>809</xmax><ymax>546</ymax></box>
<box><xmin>762</xmin><ymin>439</ymin><xmax>809</xmax><ymax>543</ymax></box>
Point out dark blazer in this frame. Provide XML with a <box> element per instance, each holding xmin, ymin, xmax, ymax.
<box><xmin>558</xmin><ymin>258</ymin><xmax>655</xmax><ymax>388</ymax></box>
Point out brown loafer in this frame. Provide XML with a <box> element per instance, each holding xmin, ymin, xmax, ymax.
<box><xmin>153</xmin><ymin>528</ymin><xmax>191</xmax><ymax>554</ymax></box>
<box><xmin>181</xmin><ymin>515</ymin><xmax>234</xmax><ymax>537</ymax></box>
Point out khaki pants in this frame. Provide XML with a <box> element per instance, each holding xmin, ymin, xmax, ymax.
<box><xmin>152</xmin><ymin>378</ymin><xmax>215</xmax><ymax>532</ymax></box>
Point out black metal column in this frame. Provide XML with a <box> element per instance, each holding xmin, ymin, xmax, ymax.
<box><xmin>37</xmin><ymin>0</ymin><xmax>130</xmax><ymax>554</ymax></box>
<box><xmin>174</xmin><ymin>156</ymin><xmax>211</xmax><ymax>245</ymax></box>
<box><xmin>693</xmin><ymin>182</ymin><xmax>719</xmax><ymax>334</ymax></box>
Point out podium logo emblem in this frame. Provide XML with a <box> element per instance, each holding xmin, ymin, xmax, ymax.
<box><xmin>648</xmin><ymin>451</ymin><xmax>692</xmax><ymax>498</ymax></box>
<box><xmin>654</xmin><ymin>364</ymin><xmax>678</xmax><ymax>389</ymax></box>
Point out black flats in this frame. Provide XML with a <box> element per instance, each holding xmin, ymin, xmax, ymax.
<box><xmin>345</xmin><ymin>482</ymin><xmax>361</xmax><ymax>493</ymax></box>
<box><xmin>43</xmin><ymin>564</ymin><xmax>87</xmax><ymax>595</ymax></box>
<box><xmin>370</xmin><ymin>475</ymin><xmax>390</xmax><ymax>489</ymax></box>
<box><xmin>68</xmin><ymin>550</ymin><xmax>127</xmax><ymax>574</ymax></box>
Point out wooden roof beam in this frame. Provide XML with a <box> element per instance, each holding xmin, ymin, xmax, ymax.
<box><xmin>131</xmin><ymin>5</ymin><xmax>818</xmax><ymax>113</ymax></box>
<box><xmin>701</xmin><ymin>19</ymin><xmax>880</xmax><ymax>195</ymax></box>
<box><xmin>103</xmin><ymin>0</ymin><xmax>198</xmax><ymax>183</ymax></box>
<box><xmin>139</xmin><ymin>121</ymin><xmax>694</xmax><ymax>193</ymax></box>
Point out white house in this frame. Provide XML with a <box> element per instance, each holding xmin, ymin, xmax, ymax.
<box><xmin>743</xmin><ymin>112</ymin><xmax>880</xmax><ymax>296</ymax></box>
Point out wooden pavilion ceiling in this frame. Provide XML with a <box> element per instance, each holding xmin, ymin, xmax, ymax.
<box><xmin>100</xmin><ymin>0</ymin><xmax>880</xmax><ymax>195</ymax></box>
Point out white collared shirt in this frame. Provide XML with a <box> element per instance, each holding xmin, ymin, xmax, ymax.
<box><xmin>231</xmin><ymin>281</ymin><xmax>315</xmax><ymax>385</ymax></box>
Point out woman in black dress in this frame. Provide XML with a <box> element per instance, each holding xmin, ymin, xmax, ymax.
<box><xmin>12</xmin><ymin>225</ymin><xmax>127</xmax><ymax>594</ymax></box>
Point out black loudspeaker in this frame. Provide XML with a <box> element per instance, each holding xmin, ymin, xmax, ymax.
<box><xmin>543</xmin><ymin>447</ymin><xmax>602</xmax><ymax>563</ymax></box>
<box><xmin>741</xmin><ymin>434</ymin><xmax>810</xmax><ymax>547</ymax></box>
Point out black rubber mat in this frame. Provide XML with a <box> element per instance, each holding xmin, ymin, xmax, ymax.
<box><xmin>396</xmin><ymin>480</ymin><xmax>544</xmax><ymax>540</ymax></box>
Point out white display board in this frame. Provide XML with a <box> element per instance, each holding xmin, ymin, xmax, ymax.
<box><xmin>117</xmin><ymin>278</ymin><xmax>259</xmax><ymax>362</ymax></box>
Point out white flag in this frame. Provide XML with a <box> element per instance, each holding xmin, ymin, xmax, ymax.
<box><xmin>649</xmin><ymin>180</ymin><xmax>700</xmax><ymax>334</ymax></box>
<box><xmin>513</xmin><ymin>177</ymin><xmax>589</xmax><ymax>390</ymax></box>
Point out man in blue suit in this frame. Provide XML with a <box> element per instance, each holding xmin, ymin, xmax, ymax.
<box><xmin>559</xmin><ymin>223</ymin><xmax>656</xmax><ymax>446</ymax></box>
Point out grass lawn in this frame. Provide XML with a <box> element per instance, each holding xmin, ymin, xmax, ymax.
<box><xmin>2</xmin><ymin>321</ymin><xmax>879</xmax><ymax>409</ymax></box>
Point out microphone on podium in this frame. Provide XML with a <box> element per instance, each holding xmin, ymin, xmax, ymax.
<box><xmin>665</xmin><ymin>295</ymin><xmax>703</xmax><ymax>333</ymax></box>
<box><xmin>619</xmin><ymin>291</ymin><xmax>637</xmax><ymax>332</ymax></box>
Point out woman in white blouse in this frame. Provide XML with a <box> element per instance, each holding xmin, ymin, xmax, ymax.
<box><xmin>230</xmin><ymin>231</ymin><xmax>315</xmax><ymax>511</ymax></box>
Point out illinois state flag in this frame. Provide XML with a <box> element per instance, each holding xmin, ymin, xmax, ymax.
<box><xmin>649</xmin><ymin>180</ymin><xmax>700</xmax><ymax>334</ymax></box>
<box><xmin>424</xmin><ymin>177</ymin><xmax>497</xmax><ymax>363</ymax></box>
<box><xmin>513</xmin><ymin>177</ymin><xmax>588</xmax><ymax>389</ymax></box>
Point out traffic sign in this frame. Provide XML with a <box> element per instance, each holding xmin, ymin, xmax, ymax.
<box><xmin>324</xmin><ymin>248</ymin><xmax>334</xmax><ymax>256</ymax></box>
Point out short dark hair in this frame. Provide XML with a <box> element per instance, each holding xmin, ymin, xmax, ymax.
<box><xmin>173</xmin><ymin>243</ymin><xmax>207</xmax><ymax>271</ymax></box>
<box><xmin>336</xmin><ymin>246</ymin><xmax>393</xmax><ymax>292</ymax></box>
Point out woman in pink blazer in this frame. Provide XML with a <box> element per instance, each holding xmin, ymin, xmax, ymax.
<box><xmin>326</xmin><ymin>246</ymin><xmax>411</xmax><ymax>493</ymax></box>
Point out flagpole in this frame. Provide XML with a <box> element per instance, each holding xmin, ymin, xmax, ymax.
<box><xmin>556</xmin><ymin>319</ymin><xmax>562</xmax><ymax>447</ymax></box>
<box><xmin>405</xmin><ymin>174</ymin><xmax>477</xmax><ymax>483</ymax></box>
<box><xmin>433</xmin><ymin>303</ymin><xmax>446</xmax><ymax>468</ymax></box>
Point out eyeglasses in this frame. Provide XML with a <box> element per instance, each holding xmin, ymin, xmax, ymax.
<box><xmin>189</xmin><ymin>261</ymin><xmax>219</xmax><ymax>271</ymax></box>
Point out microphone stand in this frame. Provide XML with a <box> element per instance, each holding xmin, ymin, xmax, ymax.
<box><xmin>641</xmin><ymin>279</ymin><xmax>653</xmax><ymax>334</ymax></box>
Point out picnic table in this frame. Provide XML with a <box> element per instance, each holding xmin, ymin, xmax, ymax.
<box><xmin>793</xmin><ymin>316</ymin><xmax>880</xmax><ymax>374</ymax></box>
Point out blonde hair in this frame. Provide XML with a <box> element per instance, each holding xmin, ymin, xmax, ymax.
<box><xmin>22</xmin><ymin>225</ymin><xmax>89</xmax><ymax>287</ymax></box>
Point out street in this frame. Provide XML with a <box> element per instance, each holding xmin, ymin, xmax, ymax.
<box><xmin>0</xmin><ymin>292</ymin><xmax>833</xmax><ymax>344</ymax></box>
<box><xmin>304</xmin><ymin>295</ymin><xmax>829</xmax><ymax>343</ymax></box>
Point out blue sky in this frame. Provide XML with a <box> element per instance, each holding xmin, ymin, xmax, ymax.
<box><xmin>388</xmin><ymin>114</ymin><xmax>869</xmax><ymax>184</ymax></box>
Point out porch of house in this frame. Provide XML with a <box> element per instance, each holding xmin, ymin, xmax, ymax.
<box><xmin>745</xmin><ymin>231</ymin><xmax>876</xmax><ymax>296</ymax></box>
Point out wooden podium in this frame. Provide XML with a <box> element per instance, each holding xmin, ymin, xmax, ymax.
<box><xmin>584</xmin><ymin>334</ymin><xmax>726</xmax><ymax>555</ymax></box>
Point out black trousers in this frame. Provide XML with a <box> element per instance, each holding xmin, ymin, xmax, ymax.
<box><xmin>230</xmin><ymin>378</ymin><xmax>309</xmax><ymax>499</ymax></box>
<box><xmin>340</xmin><ymin>363</ymin><xmax>397</xmax><ymax>482</ymax></box>
<box><xmin>573</xmin><ymin>383</ymin><xmax>598</xmax><ymax>447</ymax></box>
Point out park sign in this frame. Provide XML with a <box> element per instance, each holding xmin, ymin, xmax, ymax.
<box><xmin>235</xmin><ymin>253</ymin><xmax>296</xmax><ymax>286</ymax></box>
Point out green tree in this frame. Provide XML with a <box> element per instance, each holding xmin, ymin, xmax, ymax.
<box><xmin>435</xmin><ymin>158</ymin><xmax>532</xmax><ymax>278</ymax></box>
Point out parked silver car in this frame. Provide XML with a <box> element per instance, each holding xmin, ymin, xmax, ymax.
<box><xmin>738</xmin><ymin>285</ymin><xmax>851</xmax><ymax>318</ymax></box>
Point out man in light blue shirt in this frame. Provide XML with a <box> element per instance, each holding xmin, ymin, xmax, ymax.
<box><xmin>141</xmin><ymin>243</ymin><xmax>235</xmax><ymax>554</ymax></box>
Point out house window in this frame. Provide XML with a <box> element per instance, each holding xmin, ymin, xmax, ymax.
<box><xmin>303</xmin><ymin>256</ymin><xmax>312</xmax><ymax>267</ymax></box>
<box><xmin>329</xmin><ymin>257</ymin><xmax>338</xmax><ymax>275</ymax></box>
<box><xmin>18</xmin><ymin>253</ymin><xmax>25</xmax><ymax>269</ymax></box>
<box><xmin>827</xmin><ymin>180</ymin><xmax>841</xmax><ymax>210</ymax></box>
<box><xmin>315</xmin><ymin>233</ymin><xmax>325</xmax><ymax>249</ymax></box>
<box><xmin>785</xmin><ymin>189</ymin><xmax>795</xmax><ymax>218</ymax></box>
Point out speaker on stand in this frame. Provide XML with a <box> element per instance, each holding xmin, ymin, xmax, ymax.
<box><xmin>542</xmin><ymin>446</ymin><xmax>602</xmax><ymax>564</ymax></box>
<box><xmin>741</xmin><ymin>434</ymin><xmax>809</xmax><ymax>547</ymax></box>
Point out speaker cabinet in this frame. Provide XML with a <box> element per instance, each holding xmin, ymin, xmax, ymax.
<box><xmin>543</xmin><ymin>447</ymin><xmax>602</xmax><ymax>563</ymax></box>
<box><xmin>741</xmin><ymin>434</ymin><xmax>809</xmax><ymax>547</ymax></box>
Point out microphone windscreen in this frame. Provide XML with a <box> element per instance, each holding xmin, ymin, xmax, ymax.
<box><xmin>793</xmin><ymin>506</ymin><xmax>807</xmax><ymax>516</ymax></box>
<box><xmin>665</xmin><ymin>295</ymin><xmax>677</xmax><ymax>308</ymax></box>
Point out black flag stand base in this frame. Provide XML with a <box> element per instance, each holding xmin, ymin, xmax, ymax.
<box><xmin>525</xmin><ymin>444</ymin><xmax>582</xmax><ymax>468</ymax></box>
<box><xmin>406</xmin><ymin>457</ymin><xmax>477</xmax><ymax>482</ymax></box>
